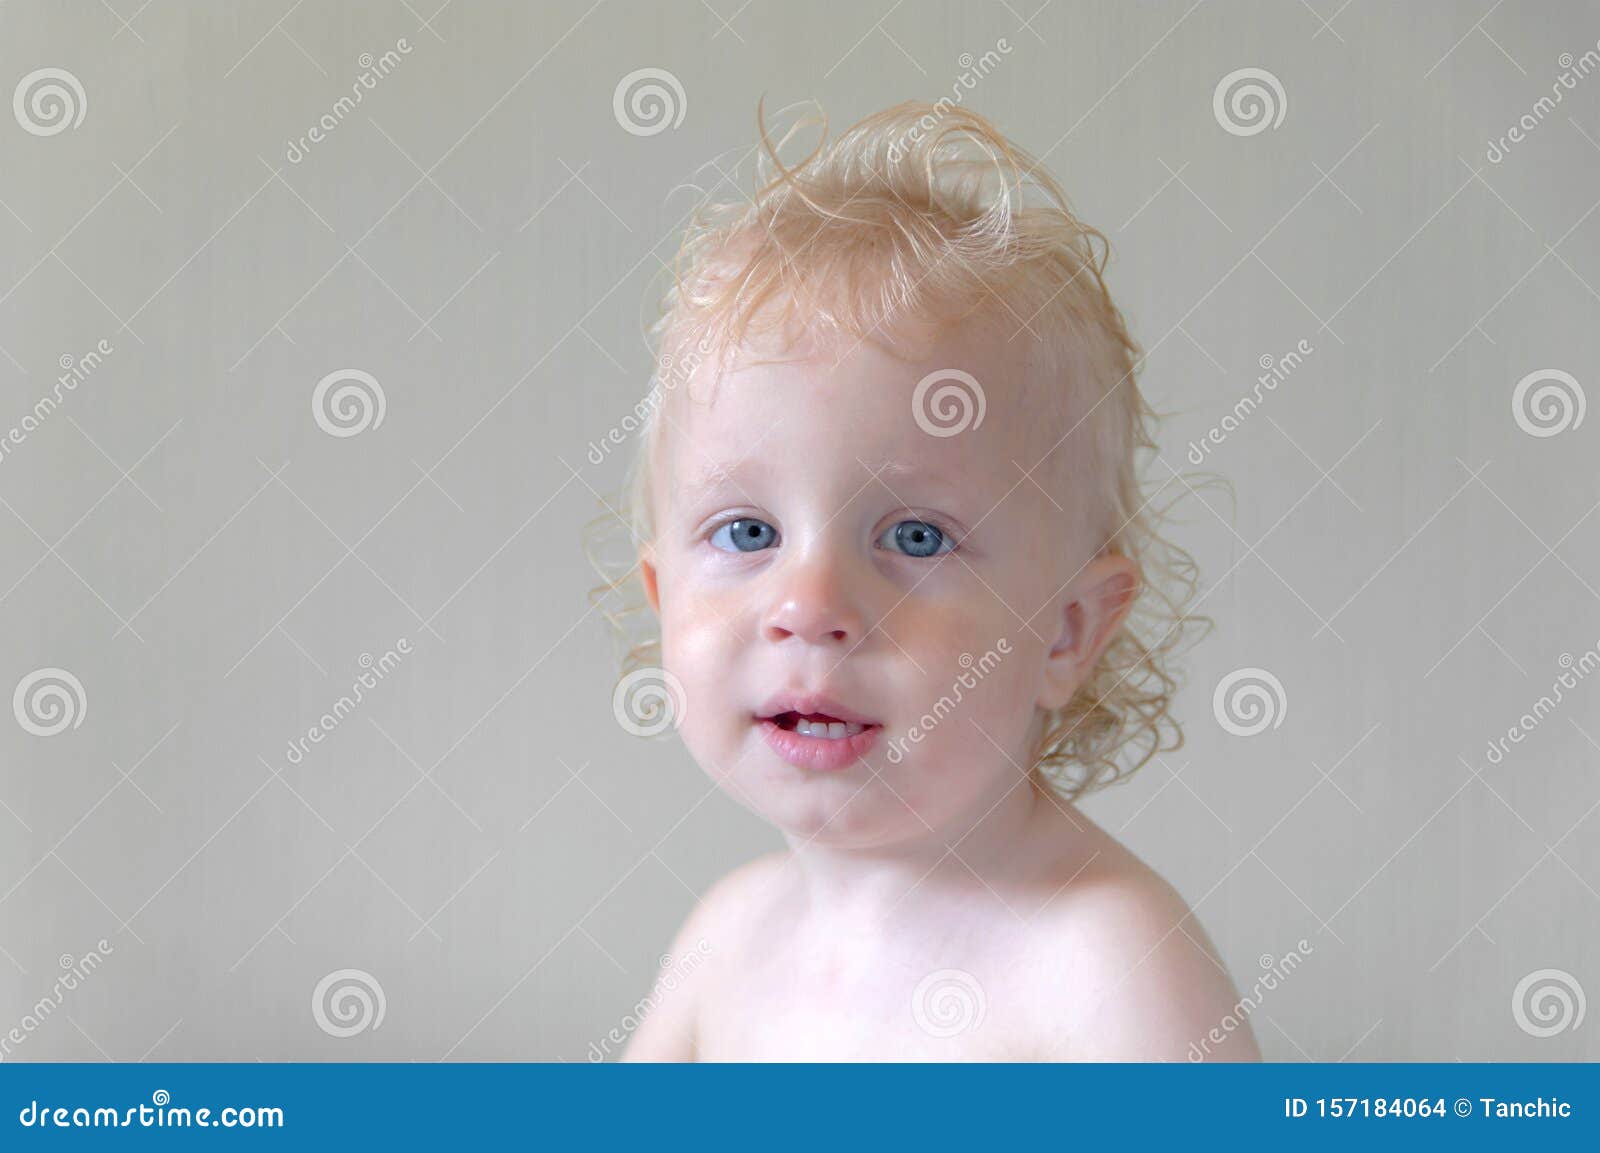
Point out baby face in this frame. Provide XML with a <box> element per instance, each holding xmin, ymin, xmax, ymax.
<box><xmin>639</xmin><ymin>317</ymin><xmax>1131</xmax><ymax>848</ymax></box>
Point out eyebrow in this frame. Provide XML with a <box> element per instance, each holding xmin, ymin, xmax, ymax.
<box><xmin>863</xmin><ymin>458</ymin><xmax>938</xmax><ymax>480</ymax></box>
<box><xmin>680</xmin><ymin>456</ymin><xmax>945</xmax><ymax>497</ymax></box>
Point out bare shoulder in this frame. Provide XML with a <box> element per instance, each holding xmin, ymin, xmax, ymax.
<box><xmin>1017</xmin><ymin>817</ymin><xmax>1261</xmax><ymax>1062</ymax></box>
<box><xmin>619</xmin><ymin>850</ymin><xmax>789</xmax><ymax>1061</ymax></box>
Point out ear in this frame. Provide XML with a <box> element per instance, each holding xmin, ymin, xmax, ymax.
<box><xmin>639</xmin><ymin>543</ymin><xmax>662</xmax><ymax>617</ymax></box>
<box><xmin>1036</xmin><ymin>553</ymin><xmax>1141</xmax><ymax>712</ymax></box>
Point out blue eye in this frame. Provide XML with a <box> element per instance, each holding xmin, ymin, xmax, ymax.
<box><xmin>879</xmin><ymin>519</ymin><xmax>954</xmax><ymax>558</ymax></box>
<box><xmin>710</xmin><ymin>517</ymin><xmax>779</xmax><ymax>553</ymax></box>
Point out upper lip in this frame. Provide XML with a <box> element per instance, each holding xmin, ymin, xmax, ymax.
<box><xmin>755</xmin><ymin>691</ymin><xmax>881</xmax><ymax>727</ymax></box>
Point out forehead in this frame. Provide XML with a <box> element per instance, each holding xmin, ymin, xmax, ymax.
<box><xmin>659</xmin><ymin>316</ymin><xmax>1064</xmax><ymax>496</ymax></box>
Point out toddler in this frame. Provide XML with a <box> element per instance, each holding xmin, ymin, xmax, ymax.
<box><xmin>590</xmin><ymin>99</ymin><xmax>1260</xmax><ymax>1061</ymax></box>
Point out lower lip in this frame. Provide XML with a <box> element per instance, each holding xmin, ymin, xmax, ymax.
<box><xmin>757</xmin><ymin>718</ymin><xmax>880</xmax><ymax>772</ymax></box>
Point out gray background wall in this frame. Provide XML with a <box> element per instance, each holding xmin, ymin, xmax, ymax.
<box><xmin>1</xmin><ymin>0</ymin><xmax>1597</xmax><ymax>1061</ymax></box>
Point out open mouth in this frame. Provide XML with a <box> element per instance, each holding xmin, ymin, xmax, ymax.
<box><xmin>763</xmin><ymin>711</ymin><xmax>878</xmax><ymax>740</ymax></box>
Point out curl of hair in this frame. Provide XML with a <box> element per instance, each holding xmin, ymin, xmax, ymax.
<box><xmin>585</xmin><ymin>97</ymin><xmax>1217</xmax><ymax>801</ymax></box>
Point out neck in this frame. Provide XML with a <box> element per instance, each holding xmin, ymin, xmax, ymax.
<box><xmin>781</xmin><ymin>765</ymin><xmax>1050</xmax><ymax>922</ymax></box>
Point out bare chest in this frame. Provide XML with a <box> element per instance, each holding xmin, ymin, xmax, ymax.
<box><xmin>694</xmin><ymin>931</ymin><xmax>1050</xmax><ymax>1061</ymax></box>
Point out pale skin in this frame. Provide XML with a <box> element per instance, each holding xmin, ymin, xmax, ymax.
<box><xmin>622</xmin><ymin>314</ymin><xmax>1260</xmax><ymax>1062</ymax></box>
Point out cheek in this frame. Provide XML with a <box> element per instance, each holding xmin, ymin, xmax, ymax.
<box><xmin>886</xmin><ymin>618</ymin><xmax>1044</xmax><ymax>779</ymax></box>
<box><xmin>886</xmin><ymin>592</ymin><xmax>1032</xmax><ymax>702</ymax></box>
<box><xmin>658</xmin><ymin>594</ymin><xmax>750</xmax><ymax>736</ymax></box>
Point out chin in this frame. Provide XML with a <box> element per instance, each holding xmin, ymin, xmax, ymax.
<box><xmin>744</xmin><ymin>766</ymin><xmax>940</xmax><ymax>847</ymax></box>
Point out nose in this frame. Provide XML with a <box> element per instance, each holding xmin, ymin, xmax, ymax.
<box><xmin>762</xmin><ymin>545</ymin><xmax>866</xmax><ymax>647</ymax></box>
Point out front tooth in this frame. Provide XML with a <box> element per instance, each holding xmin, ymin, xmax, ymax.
<box><xmin>796</xmin><ymin>719</ymin><xmax>852</xmax><ymax>739</ymax></box>
<box><xmin>792</xmin><ymin>719</ymin><xmax>867</xmax><ymax>739</ymax></box>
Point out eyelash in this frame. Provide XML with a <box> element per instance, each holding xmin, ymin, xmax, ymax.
<box><xmin>704</xmin><ymin>514</ymin><xmax>960</xmax><ymax>558</ymax></box>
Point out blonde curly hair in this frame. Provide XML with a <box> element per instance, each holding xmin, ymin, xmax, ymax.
<box><xmin>584</xmin><ymin>97</ymin><xmax>1212</xmax><ymax>803</ymax></box>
